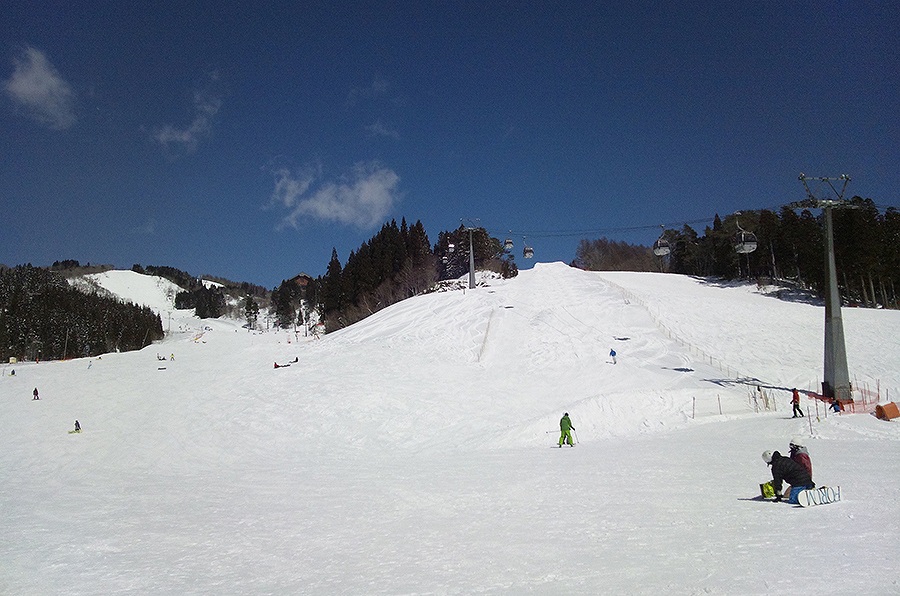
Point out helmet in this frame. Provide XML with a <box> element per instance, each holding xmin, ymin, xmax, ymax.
<box><xmin>789</xmin><ymin>436</ymin><xmax>805</xmax><ymax>449</ymax></box>
<box><xmin>762</xmin><ymin>450</ymin><xmax>773</xmax><ymax>464</ymax></box>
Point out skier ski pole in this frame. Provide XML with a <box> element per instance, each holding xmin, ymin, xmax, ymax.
<box><xmin>573</xmin><ymin>429</ymin><xmax>579</xmax><ymax>444</ymax></box>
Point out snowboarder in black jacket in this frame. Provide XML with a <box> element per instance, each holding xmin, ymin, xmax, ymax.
<box><xmin>763</xmin><ymin>450</ymin><xmax>814</xmax><ymax>503</ymax></box>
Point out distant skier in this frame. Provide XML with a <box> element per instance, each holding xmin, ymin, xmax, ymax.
<box><xmin>609</xmin><ymin>348</ymin><xmax>617</xmax><ymax>364</ymax></box>
<box><xmin>33</xmin><ymin>387</ymin><xmax>39</xmax><ymax>400</ymax></box>
<box><xmin>791</xmin><ymin>388</ymin><xmax>804</xmax><ymax>418</ymax></box>
<box><xmin>829</xmin><ymin>399</ymin><xmax>841</xmax><ymax>413</ymax></box>
<box><xmin>559</xmin><ymin>412</ymin><xmax>575</xmax><ymax>447</ymax></box>
<box><xmin>762</xmin><ymin>450</ymin><xmax>814</xmax><ymax>504</ymax></box>
<box><xmin>74</xmin><ymin>420</ymin><xmax>81</xmax><ymax>433</ymax></box>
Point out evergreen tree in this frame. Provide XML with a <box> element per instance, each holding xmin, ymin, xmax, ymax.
<box><xmin>244</xmin><ymin>294</ymin><xmax>260</xmax><ymax>329</ymax></box>
<box><xmin>321</xmin><ymin>248</ymin><xmax>345</xmax><ymax>316</ymax></box>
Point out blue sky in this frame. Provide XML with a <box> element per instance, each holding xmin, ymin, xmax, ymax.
<box><xmin>2</xmin><ymin>1</ymin><xmax>898</xmax><ymax>288</ymax></box>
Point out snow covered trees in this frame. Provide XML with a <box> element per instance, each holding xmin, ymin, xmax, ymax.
<box><xmin>174</xmin><ymin>286</ymin><xmax>226</xmax><ymax>319</ymax></box>
<box><xmin>0</xmin><ymin>264</ymin><xmax>163</xmax><ymax>361</ymax></box>
<box><xmin>657</xmin><ymin>202</ymin><xmax>900</xmax><ymax>307</ymax></box>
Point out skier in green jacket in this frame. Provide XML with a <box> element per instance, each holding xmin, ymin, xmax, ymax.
<box><xmin>559</xmin><ymin>412</ymin><xmax>575</xmax><ymax>447</ymax></box>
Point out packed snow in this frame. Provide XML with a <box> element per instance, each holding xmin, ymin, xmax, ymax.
<box><xmin>2</xmin><ymin>262</ymin><xmax>899</xmax><ymax>595</ymax></box>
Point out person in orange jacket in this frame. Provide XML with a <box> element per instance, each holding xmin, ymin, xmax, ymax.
<box><xmin>791</xmin><ymin>388</ymin><xmax>804</xmax><ymax>418</ymax></box>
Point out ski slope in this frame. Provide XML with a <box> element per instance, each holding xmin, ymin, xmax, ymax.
<box><xmin>2</xmin><ymin>263</ymin><xmax>899</xmax><ymax>594</ymax></box>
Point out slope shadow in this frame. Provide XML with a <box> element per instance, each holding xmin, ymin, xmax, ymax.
<box><xmin>690</xmin><ymin>276</ymin><xmax>824</xmax><ymax>307</ymax></box>
<box><xmin>703</xmin><ymin>377</ymin><xmax>803</xmax><ymax>396</ymax></box>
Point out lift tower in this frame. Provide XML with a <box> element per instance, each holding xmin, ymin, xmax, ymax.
<box><xmin>794</xmin><ymin>174</ymin><xmax>854</xmax><ymax>401</ymax></box>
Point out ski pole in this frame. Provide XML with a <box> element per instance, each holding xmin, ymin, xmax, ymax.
<box><xmin>573</xmin><ymin>429</ymin><xmax>580</xmax><ymax>444</ymax></box>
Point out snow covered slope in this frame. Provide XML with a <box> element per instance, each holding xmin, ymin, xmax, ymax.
<box><xmin>73</xmin><ymin>270</ymin><xmax>184</xmax><ymax>313</ymax></box>
<box><xmin>72</xmin><ymin>269</ymin><xmax>240</xmax><ymax>336</ymax></box>
<box><xmin>2</xmin><ymin>263</ymin><xmax>899</xmax><ymax>594</ymax></box>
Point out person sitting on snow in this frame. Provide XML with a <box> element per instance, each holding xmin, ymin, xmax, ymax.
<box><xmin>763</xmin><ymin>450</ymin><xmax>814</xmax><ymax>503</ymax></box>
<box><xmin>784</xmin><ymin>437</ymin><xmax>813</xmax><ymax>498</ymax></box>
<box><xmin>559</xmin><ymin>412</ymin><xmax>575</xmax><ymax>447</ymax></box>
<box><xmin>789</xmin><ymin>437</ymin><xmax>812</xmax><ymax>478</ymax></box>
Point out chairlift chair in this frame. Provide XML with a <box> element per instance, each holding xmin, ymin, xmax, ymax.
<box><xmin>652</xmin><ymin>238</ymin><xmax>670</xmax><ymax>257</ymax></box>
<box><xmin>732</xmin><ymin>213</ymin><xmax>758</xmax><ymax>254</ymax></box>
<box><xmin>652</xmin><ymin>225</ymin><xmax>670</xmax><ymax>257</ymax></box>
<box><xmin>734</xmin><ymin>231</ymin><xmax>758</xmax><ymax>254</ymax></box>
<box><xmin>521</xmin><ymin>235</ymin><xmax>534</xmax><ymax>258</ymax></box>
<box><xmin>504</xmin><ymin>237</ymin><xmax>514</xmax><ymax>251</ymax></box>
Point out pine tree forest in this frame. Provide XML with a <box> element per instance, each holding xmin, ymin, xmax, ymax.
<box><xmin>0</xmin><ymin>264</ymin><xmax>164</xmax><ymax>362</ymax></box>
<box><xmin>274</xmin><ymin>219</ymin><xmax>519</xmax><ymax>333</ymax></box>
<box><xmin>576</xmin><ymin>198</ymin><xmax>900</xmax><ymax>309</ymax></box>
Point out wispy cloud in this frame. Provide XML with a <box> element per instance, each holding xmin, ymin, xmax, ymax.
<box><xmin>271</xmin><ymin>161</ymin><xmax>401</xmax><ymax>229</ymax></box>
<box><xmin>346</xmin><ymin>75</ymin><xmax>390</xmax><ymax>107</ymax></box>
<box><xmin>365</xmin><ymin>119</ymin><xmax>400</xmax><ymax>139</ymax></box>
<box><xmin>132</xmin><ymin>217</ymin><xmax>156</xmax><ymax>235</ymax></box>
<box><xmin>3</xmin><ymin>46</ymin><xmax>76</xmax><ymax>130</ymax></box>
<box><xmin>154</xmin><ymin>71</ymin><xmax>222</xmax><ymax>153</ymax></box>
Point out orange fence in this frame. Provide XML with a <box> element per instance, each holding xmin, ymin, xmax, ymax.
<box><xmin>806</xmin><ymin>379</ymin><xmax>888</xmax><ymax>415</ymax></box>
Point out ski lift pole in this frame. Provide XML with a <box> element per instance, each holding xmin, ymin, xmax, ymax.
<box><xmin>461</xmin><ymin>218</ymin><xmax>479</xmax><ymax>289</ymax></box>
<box><xmin>468</xmin><ymin>227</ymin><xmax>476</xmax><ymax>289</ymax></box>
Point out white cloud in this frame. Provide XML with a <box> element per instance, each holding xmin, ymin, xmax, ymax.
<box><xmin>272</xmin><ymin>161</ymin><xmax>401</xmax><ymax>229</ymax></box>
<box><xmin>365</xmin><ymin>120</ymin><xmax>400</xmax><ymax>139</ymax></box>
<box><xmin>154</xmin><ymin>72</ymin><xmax>222</xmax><ymax>153</ymax></box>
<box><xmin>346</xmin><ymin>75</ymin><xmax>390</xmax><ymax>106</ymax></box>
<box><xmin>3</xmin><ymin>46</ymin><xmax>76</xmax><ymax>130</ymax></box>
<box><xmin>271</xmin><ymin>165</ymin><xmax>318</xmax><ymax>209</ymax></box>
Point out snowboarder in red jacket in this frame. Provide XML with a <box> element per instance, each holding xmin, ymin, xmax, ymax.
<box><xmin>791</xmin><ymin>388</ymin><xmax>804</xmax><ymax>418</ymax></box>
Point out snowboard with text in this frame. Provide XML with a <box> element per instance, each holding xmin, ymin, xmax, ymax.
<box><xmin>797</xmin><ymin>485</ymin><xmax>841</xmax><ymax>507</ymax></box>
